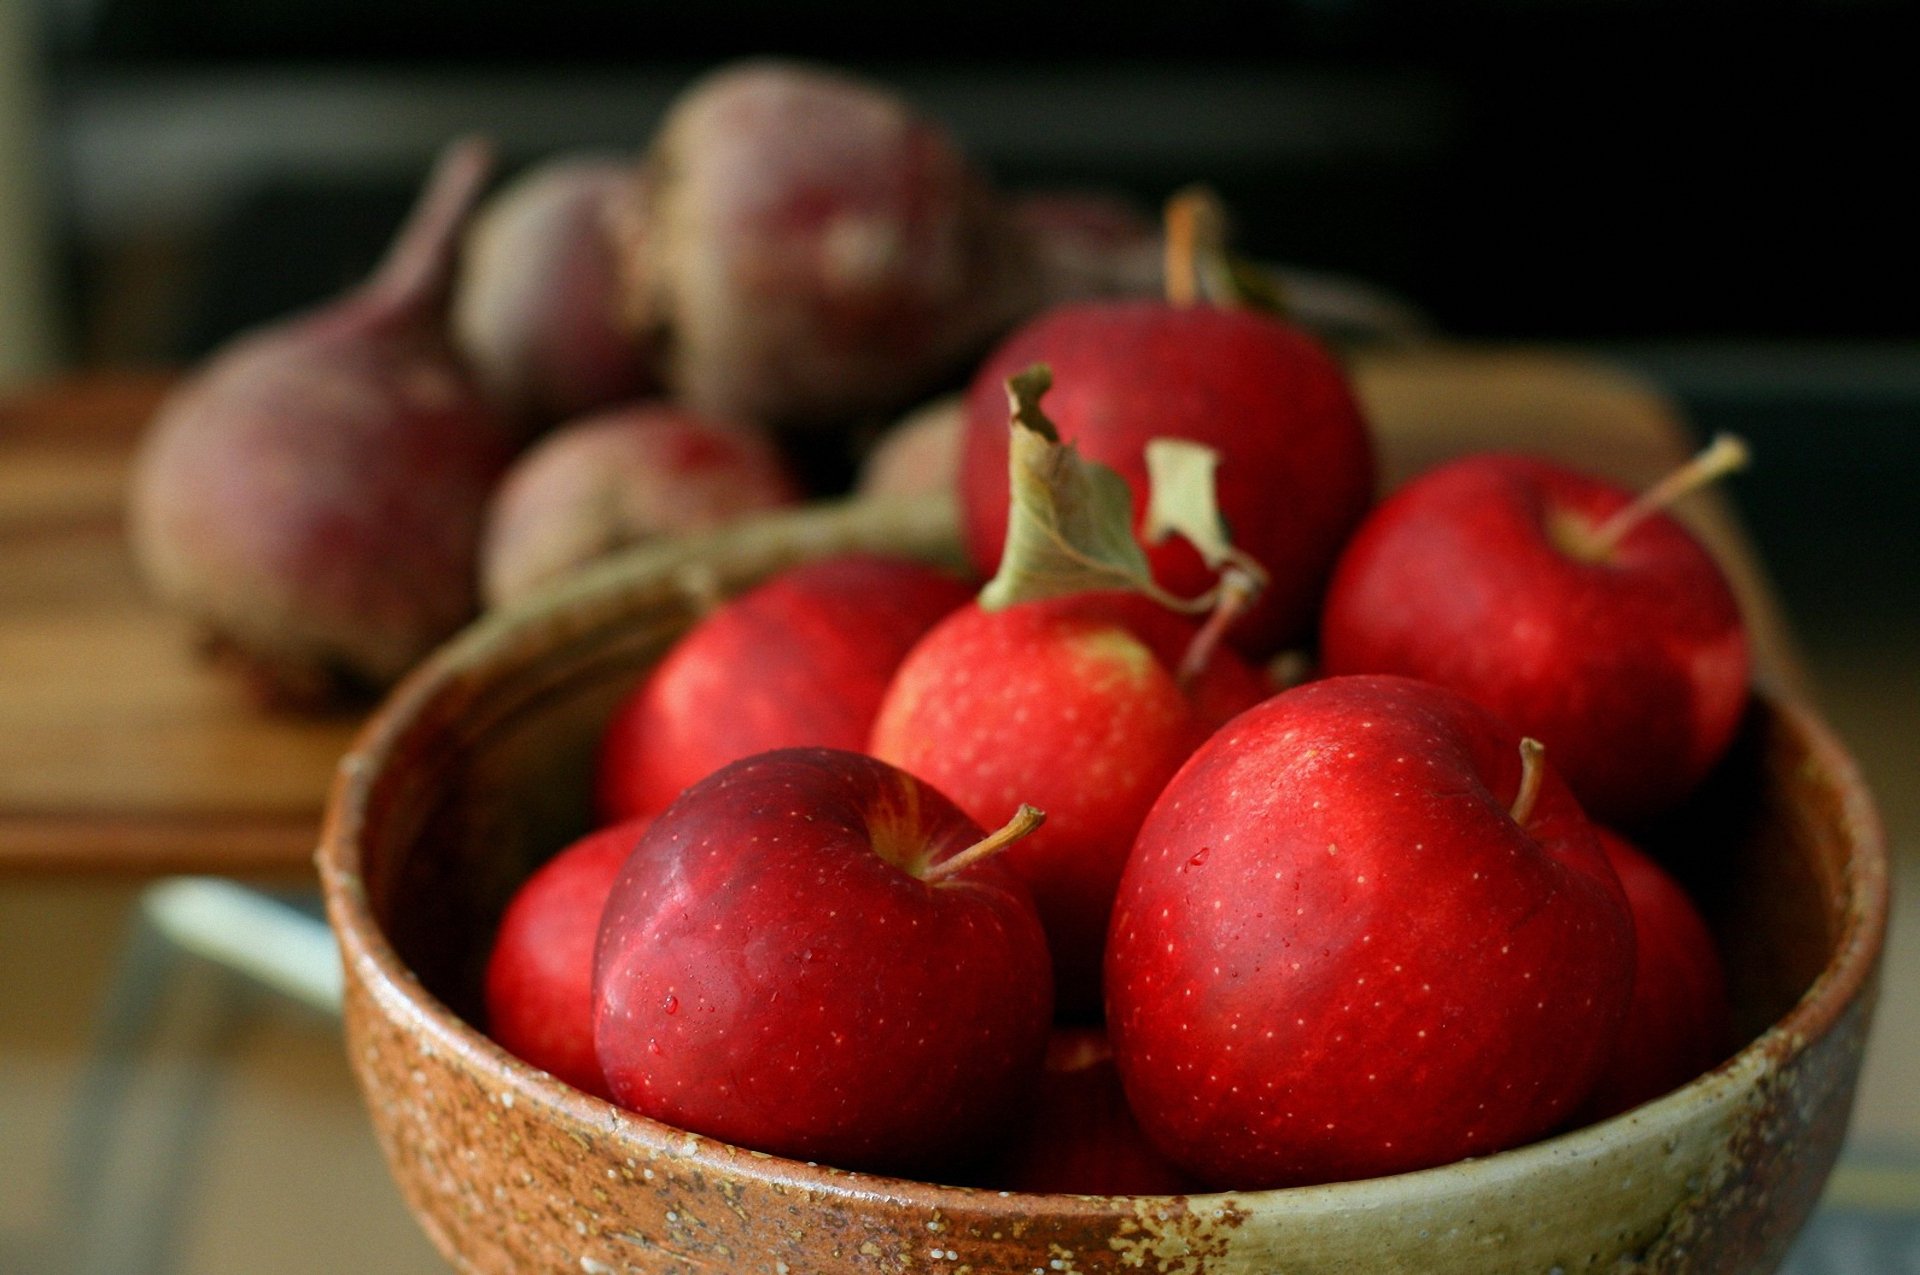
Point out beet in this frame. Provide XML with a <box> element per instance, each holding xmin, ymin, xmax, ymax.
<box><xmin>128</xmin><ymin>138</ymin><xmax>517</xmax><ymax>707</ymax></box>
<box><xmin>855</xmin><ymin>395</ymin><xmax>962</xmax><ymax>501</ymax></box>
<box><xmin>616</xmin><ymin>61</ymin><xmax>1038</xmax><ymax>430</ymax></box>
<box><xmin>453</xmin><ymin>154</ymin><xmax>658</xmax><ymax>427</ymax></box>
<box><xmin>1011</xmin><ymin>189</ymin><xmax>1166</xmax><ymax>305</ymax></box>
<box><xmin>479</xmin><ymin>402</ymin><xmax>801</xmax><ymax>610</ymax></box>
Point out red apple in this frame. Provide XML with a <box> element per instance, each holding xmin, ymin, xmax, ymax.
<box><xmin>958</xmin><ymin>299</ymin><xmax>1376</xmax><ymax>656</ymax></box>
<box><xmin>1107</xmin><ymin>674</ymin><xmax>1635</xmax><ymax>1189</ymax></box>
<box><xmin>595</xmin><ymin>554</ymin><xmax>973</xmax><ymax>822</ymax></box>
<box><xmin>1580</xmin><ymin>827</ymin><xmax>1732</xmax><ymax>1120</ymax></box>
<box><xmin>992</xmin><ymin>1027</ymin><xmax>1194</xmax><ymax>1196</ymax></box>
<box><xmin>592</xmin><ymin>747</ymin><xmax>1052</xmax><ymax>1176</ymax></box>
<box><xmin>870</xmin><ymin>591</ymin><xmax>1267</xmax><ymax>1018</ymax></box>
<box><xmin>483</xmin><ymin>818</ymin><xmax>649</xmax><ymax>1099</ymax></box>
<box><xmin>1318</xmin><ymin>444</ymin><xmax>1751</xmax><ymax>823</ymax></box>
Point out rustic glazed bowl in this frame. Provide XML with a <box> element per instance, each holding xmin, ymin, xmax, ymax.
<box><xmin>319</xmin><ymin>497</ymin><xmax>1888</xmax><ymax>1275</ymax></box>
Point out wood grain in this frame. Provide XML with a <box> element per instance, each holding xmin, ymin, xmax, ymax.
<box><xmin>0</xmin><ymin>353</ymin><xmax>1799</xmax><ymax>876</ymax></box>
<box><xmin>0</xmin><ymin>375</ymin><xmax>360</xmax><ymax>874</ymax></box>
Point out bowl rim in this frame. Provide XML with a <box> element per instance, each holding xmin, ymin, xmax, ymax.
<box><xmin>317</xmin><ymin>506</ymin><xmax>1891</xmax><ymax>1220</ymax></box>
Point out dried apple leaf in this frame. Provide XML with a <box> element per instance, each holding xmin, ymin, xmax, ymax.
<box><xmin>979</xmin><ymin>367</ymin><xmax>1203</xmax><ymax>614</ymax></box>
<box><xmin>1143</xmin><ymin>439</ymin><xmax>1230</xmax><ymax>566</ymax></box>
<box><xmin>1143</xmin><ymin>437</ymin><xmax>1271</xmax><ymax>589</ymax></box>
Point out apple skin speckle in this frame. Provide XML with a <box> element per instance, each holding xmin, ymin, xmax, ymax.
<box><xmin>595</xmin><ymin>555</ymin><xmax>971</xmax><ymax>822</ymax></box>
<box><xmin>1319</xmin><ymin>453</ymin><xmax>1750</xmax><ymax>823</ymax></box>
<box><xmin>1576</xmin><ymin>827</ymin><xmax>1733</xmax><ymax>1121</ymax></box>
<box><xmin>593</xmin><ymin>748</ymin><xmax>1052</xmax><ymax>1177</ymax></box>
<box><xmin>484</xmin><ymin>819</ymin><xmax>649</xmax><ymax>1099</ymax></box>
<box><xmin>959</xmin><ymin>300</ymin><xmax>1377</xmax><ymax>658</ymax></box>
<box><xmin>1105</xmin><ymin>674</ymin><xmax>1634</xmax><ymax>1189</ymax></box>
<box><xmin>871</xmin><ymin>592</ymin><xmax>1266</xmax><ymax>1018</ymax></box>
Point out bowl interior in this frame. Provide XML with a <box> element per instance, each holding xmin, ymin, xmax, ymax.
<box><xmin>360</xmin><ymin>596</ymin><xmax>675</xmax><ymax>1027</ymax></box>
<box><xmin>1647</xmin><ymin>706</ymin><xmax>1856</xmax><ymax>1049</ymax></box>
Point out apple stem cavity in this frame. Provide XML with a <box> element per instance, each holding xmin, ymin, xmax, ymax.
<box><xmin>1580</xmin><ymin>433</ymin><xmax>1752</xmax><ymax>559</ymax></box>
<box><xmin>922</xmin><ymin>804</ymin><xmax>1046</xmax><ymax>884</ymax></box>
<box><xmin>1509</xmin><ymin>737</ymin><xmax>1548</xmax><ymax>828</ymax></box>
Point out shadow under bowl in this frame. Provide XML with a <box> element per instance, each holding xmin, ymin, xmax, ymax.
<box><xmin>319</xmin><ymin>498</ymin><xmax>1888</xmax><ymax>1275</ymax></box>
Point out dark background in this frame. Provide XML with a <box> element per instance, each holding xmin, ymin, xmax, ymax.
<box><xmin>26</xmin><ymin>0</ymin><xmax>1919</xmax><ymax>626</ymax></box>
<box><xmin>38</xmin><ymin>0</ymin><xmax>1916</xmax><ymax>348</ymax></box>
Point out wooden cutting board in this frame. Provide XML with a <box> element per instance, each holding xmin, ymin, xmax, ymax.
<box><xmin>0</xmin><ymin>351</ymin><xmax>1799</xmax><ymax>876</ymax></box>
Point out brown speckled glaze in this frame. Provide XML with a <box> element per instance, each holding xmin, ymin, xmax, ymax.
<box><xmin>319</xmin><ymin>497</ymin><xmax>1888</xmax><ymax>1275</ymax></box>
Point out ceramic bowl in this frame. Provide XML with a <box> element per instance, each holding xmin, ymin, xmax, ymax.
<box><xmin>319</xmin><ymin>497</ymin><xmax>1888</xmax><ymax>1275</ymax></box>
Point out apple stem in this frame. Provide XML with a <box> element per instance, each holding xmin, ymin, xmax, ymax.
<box><xmin>1584</xmin><ymin>433</ymin><xmax>1751</xmax><ymax>557</ymax></box>
<box><xmin>1162</xmin><ymin>186</ymin><xmax>1230</xmax><ymax>309</ymax></box>
<box><xmin>922</xmin><ymin>804</ymin><xmax>1046</xmax><ymax>884</ymax></box>
<box><xmin>1509</xmin><ymin>737</ymin><xmax>1547</xmax><ymax>828</ymax></box>
<box><xmin>1176</xmin><ymin>566</ymin><xmax>1261</xmax><ymax>689</ymax></box>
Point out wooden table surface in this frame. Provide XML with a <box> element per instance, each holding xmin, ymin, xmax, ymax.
<box><xmin>0</xmin><ymin>351</ymin><xmax>1799</xmax><ymax>876</ymax></box>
